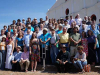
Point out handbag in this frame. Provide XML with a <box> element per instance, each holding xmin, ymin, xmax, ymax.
<box><xmin>84</xmin><ymin>64</ymin><xmax>91</xmax><ymax>72</ymax></box>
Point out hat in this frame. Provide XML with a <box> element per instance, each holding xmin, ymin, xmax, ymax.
<box><xmin>62</xmin><ymin>45</ymin><xmax>67</xmax><ymax>48</ymax></box>
<box><xmin>51</xmin><ymin>28</ymin><xmax>55</xmax><ymax>31</ymax></box>
<box><xmin>17</xmin><ymin>46</ymin><xmax>22</xmax><ymax>50</ymax></box>
<box><xmin>43</xmin><ymin>28</ymin><xmax>48</xmax><ymax>31</ymax></box>
<box><xmin>59</xmin><ymin>24</ymin><xmax>63</xmax><ymax>27</ymax></box>
<box><xmin>34</xmin><ymin>18</ymin><xmax>37</xmax><ymax>20</ymax></box>
<box><xmin>22</xmin><ymin>18</ymin><xmax>25</xmax><ymax>21</ymax></box>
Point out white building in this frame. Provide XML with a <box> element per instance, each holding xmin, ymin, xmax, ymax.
<box><xmin>47</xmin><ymin>0</ymin><xmax>100</xmax><ymax>23</ymax></box>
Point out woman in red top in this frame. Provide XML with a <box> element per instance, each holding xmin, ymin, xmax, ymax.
<box><xmin>81</xmin><ymin>31</ymin><xmax>88</xmax><ymax>56</ymax></box>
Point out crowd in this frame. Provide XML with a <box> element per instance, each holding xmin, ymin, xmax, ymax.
<box><xmin>0</xmin><ymin>14</ymin><xmax>100</xmax><ymax>73</ymax></box>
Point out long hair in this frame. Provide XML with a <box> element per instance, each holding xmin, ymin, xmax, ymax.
<box><xmin>82</xmin><ymin>31</ymin><xmax>87</xmax><ymax>38</ymax></box>
<box><xmin>87</xmin><ymin>30</ymin><xmax>94</xmax><ymax>37</ymax></box>
<box><xmin>17</xmin><ymin>31</ymin><xmax>23</xmax><ymax>38</ymax></box>
<box><xmin>30</xmin><ymin>32</ymin><xmax>37</xmax><ymax>41</ymax></box>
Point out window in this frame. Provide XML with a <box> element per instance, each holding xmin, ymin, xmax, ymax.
<box><xmin>91</xmin><ymin>14</ymin><xmax>97</xmax><ymax>21</ymax></box>
<box><xmin>65</xmin><ymin>8</ymin><xmax>69</xmax><ymax>15</ymax></box>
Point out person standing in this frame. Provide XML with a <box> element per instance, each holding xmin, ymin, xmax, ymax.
<box><xmin>50</xmin><ymin>28</ymin><xmax>59</xmax><ymax>64</ymax></box>
<box><xmin>40</xmin><ymin>28</ymin><xmax>51</xmax><ymax>64</ymax></box>
<box><xmin>70</xmin><ymin>27</ymin><xmax>81</xmax><ymax>57</ymax></box>
<box><xmin>0</xmin><ymin>37</ymin><xmax>6</xmax><ymax>70</ymax></box>
<box><xmin>0</xmin><ymin>29</ymin><xmax>6</xmax><ymax>42</ymax></box>
<box><xmin>5</xmin><ymin>37</ymin><xmax>14</xmax><ymax>70</ymax></box>
<box><xmin>23</xmin><ymin>29</ymin><xmax>32</xmax><ymax>51</ymax></box>
<box><xmin>16</xmin><ymin>32</ymin><xmax>23</xmax><ymax>52</ymax></box>
<box><xmin>87</xmin><ymin>30</ymin><xmax>97</xmax><ymax>65</ymax></box>
<box><xmin>59</xmin><ymin>27</ymin><xmax>69</xmax><ymax>51</ymax></box>
<box><xmin>29</xmin><ymin>32</ymin><xmax>40</xmax><ymax>72</ymax></box>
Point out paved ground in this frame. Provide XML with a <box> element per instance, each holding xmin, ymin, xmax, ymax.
<box><xmin>0</xmin><ymin>65</ymin><xmax>100</xmax><ymax>75</ymax></box>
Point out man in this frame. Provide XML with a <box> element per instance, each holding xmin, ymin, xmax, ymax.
<box><xmin>38</xmin><ymin>18</ymin><xmax>43</xmax><ymax>27</ymax></box>
<box><xmin>86</xmin><ymin>16</ymin><xmax>91</xmax><ymax>25</ymax></box>
<box><xmin>65</xmin><ymin>16</ymin><xmax>69</xmax><ymax>24</ymax></box>
<box><xmin>19</xmin><ymin>47</ymin><xmax>30</xmax><ymax>72</ymax></box>
<box><xmin>79</xmin><ymin>20</ymin><xmax>88</xmax><ymax>35</ymax></box>
<box><xmin>10</xmin><ymin>20</ymin><xmax>16</xmax><ymax>29</ymax></box>
<box><xmin>12</xmin><ymin>29</ymin><xmax>18</xmax><ymax>52</ymax></box>
<box><xmin>5</xmin><ymin>26</ymin><xmax>13</xmax><ymax>36</ymax></box>
<box><xmin>63</xmin><ymin>20</ymin><xmax>70</xmax><ymax>30</ymax></box>
<box><xmin>0</xmin><ymin>29</ymin><xmax>6</xmax><ymax>42</ymax></box>
<box><xmin>84</xmin><ymin>16</ymin><xmax>88</xmax><ymax>23</ymax></box>
<box><xmin>35</xmin><ymin>26</ymin><xmax>42</xmax><ymax>39</ymax></box>
<box><xmin>67</xmin><ymin>22</ymin><xmax>74</xmax><ymax>34</ymax></box>
<box><xmin>75</xmin><ymin>14</ymin><xmax>82</xmax><ymax>27</ymax></box>
<box><xmin>23</xmin><ymin>29</ymin><xmax>32</xmax><ymax>51</ymax></box>
<box><xmin>25</xmin><ymin>24</ymin><xmax>34</xmax><ymax>32</ymax></box>
<box><xmin>59</xmin><ymin>27</ymin><xmax>69</xmax><ymax>51</ymax></box>
<box><xmin>89</xmin><ymin>20</ymin><xmax>98</xmax><ymax>31</ymax></box>
<box><xmin>40</xmin><ymin>28</ymin><xmax>51</xmax><ymax>64</ymax></box>
<box><xmin>70</xmin><ymin>27</ymin><xmax>81</xmax><ymax>57</ymax></box>
<box><xmin>17</xmin><ymin>26</ymin><xmax>24</xmax><ymax>34</ymax></box>
<box><xmin>56</xmin><ymin>24</ymin><xmax>63</xmax><ymax>34</ymax></box>
<box><xmin>45</xmin><ymin>16</ymin><xmax>49</xmax><ymax>26</ymax></box>
<box><xmin>11</xmin><ymin>46</ymin><xmax>22</xmax><ymax>71</ymax></box>
<box><xmin>55</xmin><ymin>45</ymin><xmax>70</xmax><ymax>73</ymax></box>
<box><xmin>69</xmin><ymin>15</ymin><xmax>75</xmax><ymax>25</ymax></box>
<box><xmin>32</xmin><ymin>18</ymin><xmax>38</xmax><ymax>28</ymax></box>
<box><xmin>3</xmin><ymin>25</ymin><xmax>7</xmax><ymax>32</ymax></box>
<box><xmin>50</xmin><ymin>28</ymin><xmax>59</xmax><ymax>64</ymax></box>
<box><xmin>91</xmin><ymin>25</ymin><xmax>99</xmax><ymax>37</ymax></box>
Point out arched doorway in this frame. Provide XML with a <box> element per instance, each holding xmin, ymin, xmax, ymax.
<box><xmin>91</xmin><ymin>14</ymin><xmax>97</xmax><ymax>21</ymax></box>
<box><xmin>65</xmin><ymin>8</ymin><xmax>69</xmax><ymax>15</ymax></box>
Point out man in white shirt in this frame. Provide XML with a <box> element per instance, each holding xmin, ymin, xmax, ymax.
<box><xmin>63</xmin><ymin>20</ymin><xmax>70</xmax><ymax>30</ymax></box>
<box><xmin>23</xmin><ymin>29</ymin><xmax>32</xmax><ymax>51</ymax></box>
<box><xmin>50</xmin><ymin>28</ymin><xmax>60</xmax><ymax>64</ymax></box>
<box><xmin>75</xmin><ymin>14</ymin><xmax>82</xmax><ymax>27</ymax></box>
<box><xmin>69</xmin><ymin>15</ymin><xmax>75</xmax><ymax>25</ymax></box>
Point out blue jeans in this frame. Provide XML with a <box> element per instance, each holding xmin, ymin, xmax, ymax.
<box><xmin>0</xmin><ymin>50</ymin><xmax>6</xmax><ymax>70</ymax></box>
<box><xmin>50</xmin><ymin>45</ymin><xmax>58</xmax><ymax>64</ymax></box>
<box><xmin>74</xmin><ymin>60</ymin><xmax>87</xmax><ymax>69</ymax></box>
<box><xmin>26</xmin><ymin>46</ymin><xmax>30</xmax><ymax>51</ymax></box>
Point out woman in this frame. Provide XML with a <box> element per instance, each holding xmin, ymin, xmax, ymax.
<box><xmin>73</xmin><ymin>46</ymin><xmax>87</xmax><ymax>73</ymax></box>
<box><xmin>81</xmin><ymin>31</ymin><xmax>88</xmax><ymax>56</ymax></box>
<box><xmin>6</xmin><ymin>32</ymin><xmax>11</xmax><ymax>44</ymax></box>
<box><xmin>0</xmin><ymin>37</ymin><xmax>6</xmax><ymax>70</ymax></box>
<box><xmin>87</xmin><ymin>30</ymin><xmax>97</xmax><ymax>65</ymax></box>
<box><xmin>29</xmin><ymin>32</ymin><xmax>40</xmax><ymax>72</ymax></box>
<box><xmin>5</xmin><ymin>37</ymin><xmax>14</xmax><ymax>70</ymax></box>
<box><xmin>16</xmin><ymin>32</ymin><xmax>23</xmax><ymax>51</ymax></box>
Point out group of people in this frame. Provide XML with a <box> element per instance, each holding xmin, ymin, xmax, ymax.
<box><xmin>0</xmin><ymin>14</ymin><xmax>100</xmax><ymax>73</ymax></box>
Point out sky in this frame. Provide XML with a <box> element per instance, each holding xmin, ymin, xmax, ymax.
<box><xmin>0</xmin><ymin>0</ymin><xmax>56</xmax><ymax>30</ymax></box>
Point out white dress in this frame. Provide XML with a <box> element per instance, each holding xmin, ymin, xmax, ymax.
<box><xmin>5</xmin><ymin>44</ymin><xmax>13</xmax><ymax>69</ymax></box>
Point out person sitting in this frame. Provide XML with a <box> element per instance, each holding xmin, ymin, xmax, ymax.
<box><xmin>19</xmin><ymin>46</ymin><xmax>30</xmax><ymax>72</ymax></box>
<box><xmin>11</xmin><ymin>46</ymin><xmax>22</xmax><ymax>71</ymax></box>
<box><xmin>55</xmin><ymin>45</ymin><xmax>70</xmax><ymax>73</ymax></box>
<box><xmin>73</xmin><ymin>46</ymin><xmax>87</xmax><ymax>73</ymax></box>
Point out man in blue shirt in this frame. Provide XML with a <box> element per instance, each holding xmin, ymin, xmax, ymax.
<box><xmin>11</xmin><ymin>46</ymin><xmax>22</xmax><ymax>71</ymax></box>
<box><xmin>40</xmin><ymin>28</ymin><xmax>51</xmax><ymax>64</ymax></box>
<box><xmin>25</xmin><ymin>24</ymin><xmax>34</xmax><ymax>32</ymax></box>
<box><xmin>56</xmin><ymin>24</ymin><xmax>63</xmax><ymax>34</ymax></box>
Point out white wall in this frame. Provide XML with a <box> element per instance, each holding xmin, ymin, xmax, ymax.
<box><xmin>47</xmin><ymin>0</ymin><xmax>100</xmax><ymax>23</ymax></box>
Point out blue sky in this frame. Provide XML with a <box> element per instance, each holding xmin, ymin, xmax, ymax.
<box><xmin>0</xmin><ymin>0</ymin><xmax>55</xmax><ymax>30</ymax></box>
